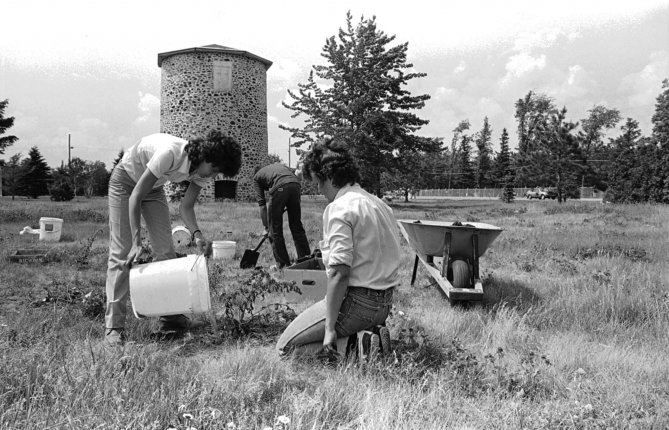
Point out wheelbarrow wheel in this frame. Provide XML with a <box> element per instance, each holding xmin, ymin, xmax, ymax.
<box><xmin>451</xmin><ymin>259</ymin><xmax>471</xmax><ymax>289</ymax></box>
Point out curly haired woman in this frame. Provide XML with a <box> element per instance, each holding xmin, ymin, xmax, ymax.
<box><xmin>104</xmin><ymin>130</ymin><xmax>242</xmax><ymax>345</ymax></box>
<box><xmin>277</xmin><ymin>137</ymin><xmax>401</xmax><ymax>360</ymax></box>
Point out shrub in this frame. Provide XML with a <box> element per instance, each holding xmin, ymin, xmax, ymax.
<box><xmin>49</xmin><ymin>180</ymin><xmax>74</xmax><ymax>201</ymax></box>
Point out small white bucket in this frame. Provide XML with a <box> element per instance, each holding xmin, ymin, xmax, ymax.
<box><xmin>129</xmin><ymin>254</ymin><xmax>211</xmax><ymax>318</ymax></box>
<box><xmin>171</xmin><ymin>225</ymin><xmax>191</xmax><ymax>247</ymax></box>
<box><xmin>211</xmin><ymin>240</ymin><xmax>236</xmax><ymax>260</ymax></box>
<box><xmin>39</xmin><ymin>217</ymin><xmax>63</xmax><ymax>242</ymax></box>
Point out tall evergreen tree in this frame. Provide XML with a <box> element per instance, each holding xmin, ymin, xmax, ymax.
<box><xmin>456</xmin><ymin>134</ymin><xmax>475</xmax><ymax>188</ymax></box>
<box><xmin>539</xmin><ymin>107</ymin><xmax>587</xmax><ymax>203</ymax></box>
<box><xmin>281</xmin><ymin>12</ymin><xmax>439</xmax><ymax>195</ymax></box>
<box><xmin>496</xmin><ymin>129</ymin><xmax>515</xmax><ymax>203</ymax></box>
<box><xmin>650</xmin><ymin>79</ymin><xmax>669</xmax><ymax>202</ymax></box>
<box><xmin>22</xmin><ymin>146</ymin><xmax>51</xmax><ymax>198</ymax></box>
<box><xmin>448</xmin><ymin>120</ymin><xmax>470</xmax><ymax>189</ymax></box>
<box><xmin>1</xmin><ymin>153</ymin><xmax>25</xmax><ymax>200</ymax></box>
<box><xmin>0</xmin><ymin>99</ymin><xmax>18</xmax><ymax>155</ymax></box>
<box><xmin>475</xmin><ymin>117</ymin><xmax>493</xmax><ymax>188</ymax></box>
<box><xmin>606</xmin><ymin>118</ymin><xmax>645</xmax><ymax>203</ymax></box>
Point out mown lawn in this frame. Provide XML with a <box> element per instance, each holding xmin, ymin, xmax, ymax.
<box><xmin>1</xmin><ymin>196</ymin><xmax>668</xmax><ymax>429</ymax></box>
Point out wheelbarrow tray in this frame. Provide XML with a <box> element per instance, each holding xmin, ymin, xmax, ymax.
<box><xmin>397</xmin><ymin>220</ymin><xmax>503</xmax><ymax>302</ymax></box>
<box><xmin>397</xmin><ymin>220</ymin><xmax>502</xmax><ymax>258</ymax></box>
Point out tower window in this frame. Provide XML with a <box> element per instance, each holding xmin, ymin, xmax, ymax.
<box><xmin>213</xmin><ymin>61</ymin><xmax>232</xmax><ymax>92</ymax></box>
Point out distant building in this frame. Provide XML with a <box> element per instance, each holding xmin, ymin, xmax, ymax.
<box><xmin>158</xmin><ymin>44</ymin><xmax>272</xmax><ymax>201</ymax></box>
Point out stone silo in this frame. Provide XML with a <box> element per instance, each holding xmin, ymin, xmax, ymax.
<box><xmin>158</xmin><ymin>44</ymin><xmax>272</xmax><ymax>201</ymax></box>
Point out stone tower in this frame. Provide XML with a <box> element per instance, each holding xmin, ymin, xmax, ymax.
<box><xmin>158</xmin><ymin>44</ymin><xmax>272</xmax><ymax>201</ymax></box>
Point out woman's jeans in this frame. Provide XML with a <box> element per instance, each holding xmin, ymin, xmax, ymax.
<box><xmin>105</xmin><ymin>167</ymin><xmax>176</xmax><ymax>329</ymax></box>
<box><xmin>277</xmin><ymin>286</ymin><xmax>393</xmax><ymax>355</ymax></box>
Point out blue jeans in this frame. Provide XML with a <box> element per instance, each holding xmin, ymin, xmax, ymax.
<box><xmin>105</xmin><ymin>167</ymin><xmax>176</xmax><ymax>329</ymax></box>
<box><xmin>276</xmin><ymin>286</ymin><xmax>393</xmax><ymax>355</ymax></box>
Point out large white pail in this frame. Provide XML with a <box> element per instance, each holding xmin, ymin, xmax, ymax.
<box><xmin>39</xmin><ymin>217</ymin><xmax>63</xmax><ymax>242</ymax></box>
<box><xmin>212</xmin><ymin>240</ymin><xmax>236</xmax><ymax>260</ymax></box>
<box><xmin>129</xmin><ymin>254</ymin><xmax>211</xmax><ymax>318</ymax></box>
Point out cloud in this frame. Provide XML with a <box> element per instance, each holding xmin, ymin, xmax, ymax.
<box><xmin>512</xmin><ymin>28</ymin><xmax>564</xmax><ymax>52</ymax></box>
<box><xmin>619</xmin><ymin>50</ymin><xmax>669</xmax><ymax>108</ymax></box>
<box><xmin>503</xmin><ymin>53</ymin><xmax>547</xmax><ymax>81</ymax></box>
<box><xmin>268</xmin><ymin>59</ymin><xmax>304</xmax><ymax>88</ymax></box>
<box><xmin>134</xmin><ymin>92</ymin><xmax>160</xmax><ymax>126</ymax></box>
<box><xmin>453</xmin><ymin>60</ymin><xmax>466</xmax><ymax>74</ymax></box>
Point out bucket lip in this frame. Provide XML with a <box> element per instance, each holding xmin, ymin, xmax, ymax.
<box><xmin>40</xmin><ymin>217</ymin><xmax>64</xmax><ymax>222</ymax></box>
<box><xmin>212</xmin><ymin>240</ymin><xmax>236</xmax><ymax>247</ymax></box>
<box><xmin>171</xmin><ymin>225</ymin><xmax>191</xmax><ymax>234</ymax></box>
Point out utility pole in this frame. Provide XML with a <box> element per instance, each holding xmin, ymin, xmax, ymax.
<box><xmin>288</xmin><ymin>137</ymin><xmax>291</xmax><ymax>168</ymax></box>
<box><xmin>68</xmin><ymin>134</ymin><xmax>72</xmax><ymax>169</ymax></box>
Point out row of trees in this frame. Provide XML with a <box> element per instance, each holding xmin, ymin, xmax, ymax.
<box><xmin>283</xmin><ymin>13</ymin><xmax>669</xmax><ymax>204</ymax></box>
<box><xmin>2</xmin><ymin>14</ymin><xmax>668</xmax><ymax>205</ymax></box>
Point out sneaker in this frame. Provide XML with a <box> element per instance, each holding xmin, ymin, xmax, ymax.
<box><xmin>158</xmin><ymin>314</ymin><xmax>205</xmax><ymax>333</ymax></box>
<box><xmin>104</xmin><ymin>328</ymin><xmax>125</xmax><ymax>346</ymax></box>
<box><xmin>369</xmin><ymin>334</ymin><xmax>380</xmax><ymax>360</ymax></box>
<box><xmin>356</xmin><ymin>330</ymin><xmax>376</xmax><ymax>362</ymax></box>
<box><xmin>378</xmin><ymin>326</ymin><xmax>392</xmax><ymax>355</ymax></box>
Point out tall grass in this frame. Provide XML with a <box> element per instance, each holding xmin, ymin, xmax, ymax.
<box><xmin>1</xmin><ymin>197</ymin><xmax>668</xmax><ymax>429</ymax></box>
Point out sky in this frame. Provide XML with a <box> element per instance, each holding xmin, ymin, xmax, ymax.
<box><xmin>1</xmin><ymin>0</ymin><xmax>668</xmax><ymax>169</ymax></box>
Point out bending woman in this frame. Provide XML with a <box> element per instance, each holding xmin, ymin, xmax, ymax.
<box><xmin>105</xmin><ymin>130</ymin><xmax>242</xmax><ymax>345</ymax></box>
<box><xmin>277</xmin><ymin>137</ymin><xmax>401</xmax><ymax>358</ymax></box>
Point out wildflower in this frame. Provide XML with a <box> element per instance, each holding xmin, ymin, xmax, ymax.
<box><xmin>166</xmin><ymin>426</ymin><xmax>178</xmax><ymax>430</ymax></box>
<box><xmin>263</xmin><ymin>427</ymin><xmax>273</xmax><ymax>430</ymax></box>
<box><xmin>210</xmin><ymin>408</ymin><xmax>222</xmax><ymax>419</ymax></box>
<box><xmin>276</xmin><ymin>415</ymin><xmax>291</xmax><ymax>425</ymax></box>
<box><xmin>227</xmin><ymin>422</ymin><xmax>237</xmax><ymax>429</ymax></box>
<box><xmin>398</xmin><ymin>311</ymin><xmax>405</xmax><ymax>316</ymax></box>
<box><xmin>182</xmin><ymin>413</ymin><xmax>194</xmax><ymax>421</ymax></box>
<box><xmin>186</xmin><ymin>427</ymin><xmax>198</xmax><ymax>430</ymax></box>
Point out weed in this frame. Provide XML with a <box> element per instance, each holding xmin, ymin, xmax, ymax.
<box><xmin>572</xmin><ymin>244</ymin><xmax>648</xmax><ymax>262</ymax></box>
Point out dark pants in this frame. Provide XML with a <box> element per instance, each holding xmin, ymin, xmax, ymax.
<box><xmin>268</xmin><ymin>182</ymin><xmax>310</xmax><ymax>267</ymax></box>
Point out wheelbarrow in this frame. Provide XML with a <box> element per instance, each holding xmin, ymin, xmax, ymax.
<box><xmin>397</xmin><ymin>220</ymin><xmax>503</xmax><ymax>302</ymax></box>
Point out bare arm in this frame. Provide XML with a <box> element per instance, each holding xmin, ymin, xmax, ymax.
<box><xmin>323</xmin><ymin>264</ymin><xmax>350</xmax><ymax>346</ymax></box>
<box><xmin>180</xmin><ymin>182</ymin><xmax>207</xmax><ymax>252</ymax></box>
<box><xmin>125</xmin><ymin>169</ymin><xmax>158</xmax><ymax>267</ymax></box>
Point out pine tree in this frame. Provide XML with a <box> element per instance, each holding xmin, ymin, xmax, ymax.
<box><xmin>496</xmin><ymin>129</ymin><xmax>515</xmax><ymax>203</ymax></box>
<box><xmin>650</xmin><ymin>79</ymin><xmax>669</xmax><ymax>202</ymax></box>
<box><xmin>606</xmin><ymin>118</ymin><xmax>644</xmax><ymax>203</ymax></box>
<box><xmin>457</xmin><ymin>134</ymin><xmax>475</xmax><ymax>188</ymax></box>
<box><xmin>1</xmin><ymin>153</ymin><xmax>25</xmax><ymax>200</ymax></box>
<box><xmin>281</xmin><ymin>12</ymin><xmax>439</xmax><ymax>195</ymax></box>
<box><xmin>475</xmin><ymin>117</ymin><xmax>493</xmax><ymax>188</ymax></box>
<box><xmin>23</xmin><ymin>146</ymin><xmax>51</xmax><ymax>198</ymax></box>
<box><xmin>0</xmin><ymin>99</ymin><xmax>18</xmax><ymax>155</ymax></box>
<box><xmin>539</xmin><ymin>107</ymin><xmax>588</xmax><ymax>203</ymax></box>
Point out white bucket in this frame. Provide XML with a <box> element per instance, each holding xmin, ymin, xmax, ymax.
<box><xmin>211</xmin><ymin>240</ymin><xmax>236</xmax><ymax>260</ymax></box>
<box><xmin>129</xmin><ymin>254</ymin><xmax>211</xmax><ymax>318</ymax></box>
<box><xmin>172</xmin><ymin>225</ymin><xmax>191</xmax><ymax>247</ymax></box>
<box><xmin>39</xmin><ymin>217</ymin><xmax>63</xmax><ymax>242</ymax></box>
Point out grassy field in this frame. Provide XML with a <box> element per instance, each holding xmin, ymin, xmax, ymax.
<box><xmin>1</xmin><ymin>196</ymin><xmax>668</xmax><ymax>429</ymax></box>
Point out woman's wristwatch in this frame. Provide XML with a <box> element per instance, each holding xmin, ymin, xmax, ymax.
<box><xmin>191</xmin><ymin>229</ymin><xmax>202</xmax><ymax>243</ymax></box>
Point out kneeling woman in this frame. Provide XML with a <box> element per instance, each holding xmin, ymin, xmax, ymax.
<box><xmin>105</xmin><ymin>130</ymin><xmax>242</xmax><ymax>345</ymax></box>
<box><xmin>277</xmin><ymin>137</ymin><xmax>401</xmax><ymax>357</ymax></box>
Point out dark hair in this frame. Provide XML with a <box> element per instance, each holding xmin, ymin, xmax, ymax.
<box><xmin>186</xmin><ymin>130</ymin><xmax>242</xmax><ymax>177</ymax></box>
<box><xmin>302</xmin><ymin>137</ymin><xmax>359</xmax><ymax>188</ymax></box>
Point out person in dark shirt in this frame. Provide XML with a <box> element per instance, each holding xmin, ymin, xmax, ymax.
<box><xmin>253</xmin><ymin>163</ymin><xmax>311</xmax><ymax>268</ymax></box>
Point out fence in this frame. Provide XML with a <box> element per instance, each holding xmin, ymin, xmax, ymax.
<box><xmin>418</xmin><ymin>187</ymin><xmax>604</xmax><ymax>199</ymax></box>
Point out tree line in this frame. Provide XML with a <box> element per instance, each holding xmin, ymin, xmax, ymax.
<box><xmin>2</xmin><ymin>13</ymin><xmax>668</xmax><ymax>204</ymax></box>
<box><xmin>282</xmin><ymin>13</ymin><xmax>669</xmax><ymax>204</ymax></box>
<box><xmin>0</xmin><ymin>102</ymin><xmax>122</xmax><ymax>201</ymax></box>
